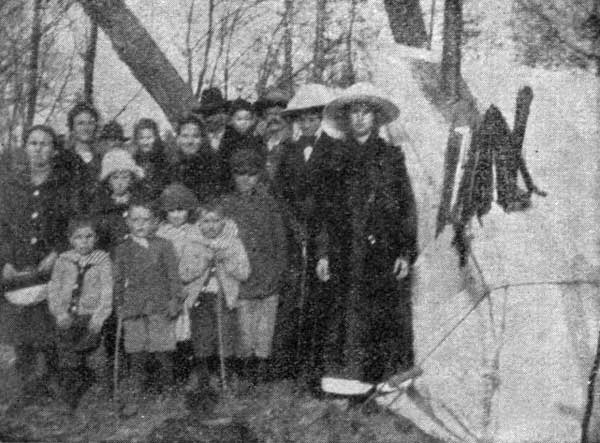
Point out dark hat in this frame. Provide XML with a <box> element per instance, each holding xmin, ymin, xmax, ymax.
<box><xmin>193</xmin><ymin>87</ymin><xmax>228</xmax><ymax>116</ymax></box>
<box><xmin>230</xmin><ymin>149</ymin><xmax>264</xmax><ymax>175</ymax></box>
<box><xmin>160</xmin><ymin>183</ymin><xmax>199</xmax><ymax>212</ymax></box>
<box><xmin>228</xmin><ymin>98</ymin><xmax>254</xmax><ymax>116</ymax></box>
<box><xmin>254</xmin><ymin>87</ymin><xmax>291</xmax><ymax>116</ymax></box>
<box><xmin>98</xmin><ymin>121</ymin><xmax>129</xmax><ymax>141</ymax></box>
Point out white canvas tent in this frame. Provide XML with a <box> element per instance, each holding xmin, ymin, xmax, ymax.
<box><xmin>364</xmin><ymin>36</ymin><xmax>600</xmax><ymax>442</ymax></box>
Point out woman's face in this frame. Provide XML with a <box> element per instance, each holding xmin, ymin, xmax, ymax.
<box><xmin>348</xmin><ymin>103</ymin><xmax>376</xmax><ymax>139</ymax></box>
<box><xmin>72</xmin><ymin>111</ymin><xmax>97</xmax><ymax>144</ymax></box>
<box><xmin>234</xmin><ymin>173</ymin><xmax>259</xmax><ymax>194</ymax></box>
<box><xmin>136</xmin><ymin>128</ymin><xmax>156</xmax><ymax>153</ymax></box>
<box><xmin>167</xmin><ymin>209</ymin><xmax>189</xmax><ymax>228</ymax></box>
<box><xmin>230</xmin><ymin>110</ymin><xmax>254</xmax><ymax>134</ymax></box>
<box><xmin>198</xmin><ymin>210</ymin><xmax>225</xmax><ymax>239</ymax></box>
<box><xmin>109</xmin><ymin>170</ymin><xmax>133</xmax><ymax>196</ymax></box>
<box><xmin>25</xmin><ymin>129</ymin><xmax>54</xmax><ymax>169</ymax></box>
<box><xmin>70</xmin><ymin>226</ymin><xmax>97</xmax><ymax>256</ymax></box>
<box><xmin>298</xmin><ymin>112</ymin><xmax>322</xmax><ymax>138</ymax></box>
<box><xmin>177</xmin><ymin>123</ymin><xmax>202</xmax><ymax>156</ymax></box>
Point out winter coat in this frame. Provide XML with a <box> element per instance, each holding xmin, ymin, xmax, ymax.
<box><xmin>156</xmin><ymin>223</ymin><xmax>195</xmax><ymax>259</ymax></box>
<box><xmin>113</xmin><ymin>236</ymin><xmax>183</xmax><ymax>318</ymax></box>
<box><xmin>220</xmin><ymin>184</ymin><xmax>287</xmax><ymax>299</ymax></box>
<box><xmin>90</xmin><ymin>184</ymin><xmax>135</xmax><ymax>255</ymax></box>
<box><xmin>179</xmin><ymin>219</ymin><xmax>250</xmax><ymax>309</ymax></box>
<box><xmin>53</xmin><ymin>147</ymin><xmax>97</xmax><ymax>215</ymax></box>
<box><xmin>0</xmin><ymin>165</ymin><xmax>75</xmax><ymax>347</ymax></box>
<box><xmin>167</xmin><ymin>149</ymin><xmax>226</xmax><ymax>202</ymax></box>
<box><xmin>220</xmin><ymin>126</ymin><xmax>265</xmax><ymax>165</ymax></box>
<box><xmin>134</xmin><ymin>148</ymin><xmax>170</xmax><ymax>200</ymax></box>
<box><xmin>47</xmin><ymin>249</ymin><xmax>113</xmax><ymax>333</ymax></box>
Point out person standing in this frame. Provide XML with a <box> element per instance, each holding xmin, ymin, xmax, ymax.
<box><xmin>0</xmin><ymin>125</ymin><xmax>75</xmax><ymax>412</ymax></box>
<box><xmin>316</xmin><ymin>83</ymin><xmax>418</xmax><ymax>385</ymax></box>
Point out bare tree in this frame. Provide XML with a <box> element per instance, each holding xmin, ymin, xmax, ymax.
<box><xmin>184</xmin><ymin>0</ymin><xmax>196</xmax><ymax>90</ymax></box>
<box><xmin>339</xmin><ymin>0</ymin><xmax>357</xmax><ymax>87</ymax></box>
<box><xmin>83</xmin><ymin>18</ymin><xmax>98</xmax><ymax>104</ymax></box>
<box><xmin>440</xmin><ymin>0</ymin><xmax>463</xmax><ymax>101</ymax></box>
<box><xmin>383</xmin><ymin>0</ymin><xmax>428</xmax><ymax>47</ymax></box>
<box><xmin>312</xmin><ymin>0</ymin><xmax>327</xmax><ymax>82</ymax></box>
<box><xmin>26</xmin><ymin>0</ymin><xmax>44</xmax><ymax>127</ymax></box>
<box><xmin>280</xmin><ymin>0</ymin><xmax>294</xmax><ymax>94</ymax></box>
<box><xmin>195</xmin><ymin>0</ymin><xmax>215</xmax><ymax>97</ymax></box>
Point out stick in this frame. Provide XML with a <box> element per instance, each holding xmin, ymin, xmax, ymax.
<box><xmin>213</xmin><ymin>266</ymin><xmax>228</xmax><ymax>394</ymax></box>
<box><xmin>113</xmin><ymin>311</ymin><xmax>123</xmax><ymax>406</ymax></box>
<box><xmin>294</xmin><ymin>240</ymin><xmax>309</xmax><ymax>368</ymax></box>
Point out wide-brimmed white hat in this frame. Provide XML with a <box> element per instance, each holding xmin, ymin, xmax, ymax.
<box><xmin>99</xmin><ymin>148</ymin><xmax>145</xmax><ymax>181</ymax></box>
<box><xmin>282</xmin><ymin>83</ymin><xmax>336</xmax><ymax>117</ymax></box>
<box><xmin>323</xmin><ymin>82</ymin><xmax>400</xmax><ymax>127</ymax></box>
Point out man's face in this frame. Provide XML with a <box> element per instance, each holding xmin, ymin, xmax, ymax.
<box><xmin>72</xmin><ymin>111</ymin><xmax>97</xmax><ymax>144</ymax></box>
<box><xmin>127</xmin><ymin>206</ymin><xmax>156</xmax><ymax>238</ymax></box>
<box><xmin>177</xmin><ymin>123</ymin><xmax>203</xmax><ymax>156</ymax></box>
<box><xmin>348</xmin><ymin>103</ymin><xmax>376</xmax><ymax>139</ymax></box>
<box><xmin>25</xmin><ymin>129</ymin><xmax>54</xmax><ymax>169</ymax></box>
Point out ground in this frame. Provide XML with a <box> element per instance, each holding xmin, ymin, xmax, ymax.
<box><xmin>0</xmin><ymin>345</ymin><xmax>442</xmax><ymax>443</ymax></box>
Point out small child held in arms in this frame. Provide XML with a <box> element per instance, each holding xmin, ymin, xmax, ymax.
<box><xmin>156</xmin><ymin>183</ymin><xmax>199</xmax><ymax>382</ymax></box>
<box><xmin>47</xmin><ymin>216</ymin><xmax>113</xmax><ymax>410</ymax></box>
<box><xmin>113</xmin><ymin>198</ymin><xmax>183</xmax><ymax>404</ymax></box>
<box><xmin>220</xmin><ymin>149</ymin><xmax>287</xmax><ymax>383</ymax></box>
<box><xmin>179</xmin><ymin>198</ymin><xmax>250</xmax><ymax>411</ymax></box>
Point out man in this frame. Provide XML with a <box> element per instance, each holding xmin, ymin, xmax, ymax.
<box><xmin>315</xmin><ymin>82</ymin><xmax>418</xmax><ymax>385</ymax></box>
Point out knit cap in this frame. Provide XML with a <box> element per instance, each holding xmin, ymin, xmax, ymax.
<box><xmin>160</xmin><ymin>183</ymin><xmax>199</xmax><ymax>212</ymax></box>
<box><xmin>99</xmin><ymin>148</ymin><xmax>145</xmax><ymax>181</ymax></box>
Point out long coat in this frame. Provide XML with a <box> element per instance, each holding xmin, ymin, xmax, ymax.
<box><xmin>0</xmin><ymin>166</ymin><xmax>74</xmax><ymax>348</ymax></box>
<box><xmin>315</xmin><ymin>131</ymin><xmax>418</xmax><ymax>382</ymax></box>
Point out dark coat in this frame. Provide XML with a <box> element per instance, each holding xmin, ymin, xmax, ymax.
<box><xmin>134</xmin><ymin>148</ymin><xmax>170</xmax><ymax>200</ymax></box>
<box><xmin>167</xmin><ymin>149</ymin><xmax>226</xmax><ymax>202</ymax></box>
<box><xmin>54</xmin><ymin>147</ymin><xmax>98</xmax><ymax>215</ymax></box>
<box><xmin>113</xmin><ymin>236</ymin><xmax>183</xmax><ymax>318</ymax></box>
<box><xmin>315</xmin><ymin>132</ymin><xmax>418</xmax><ymax>382</ymax></box>
<box><xmin>89</xmin><ymin>184</ymin><xmax>133</xmax><ymax>255</ymax></box>
<box><xmin>0</xmin><ymin>166</ymin><xmax>74</xmax><ymax>347</ymax></box>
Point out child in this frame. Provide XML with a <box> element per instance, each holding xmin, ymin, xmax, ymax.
<box><xmin>179</xmin><ymin>198</ymin><xmax>249</xmax><ymax>409</ymax></box>
<box><xmin>47</xmin><ymin>217</ymin><xmax>113</xmax><ymax>409</ymax></box>
<box><xmin>220</xmin><ymin>149</ymin><xmax>287</xmax><ymax>384</ymax></box>
<box><xmin>91</xmin><ymin>148</ymin><xmax>145</xmax><ymax>384</ymax></box>
<box><xmin>113</xmin><ymin>198</ymin><xmax>183</xmax><ymax>402</ymax></box>
<box><xmin>156</xmin><ymin>183</ymin><xmax>199</xmax><ymax>383</ymax></box>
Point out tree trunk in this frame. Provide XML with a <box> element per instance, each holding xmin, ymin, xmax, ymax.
<box><xmin>383</xmin><ymin>0</ymin><xmax>428</xmax><ymax>47</ymax></box>
<box><xmin>312</xmin><ymin>0</ymin><xmax>327</xmax><ymax>82</ymax></box>
<box><xmin>440</xmin><ymin>0</ymin><xmax>463</xmax><ymax>101</ymax></box>
<box><xmin>281</xmin><ymin>0</ymin><xmax>294</xmax><ymax>94</ymax></box>
<box><xmin>339</xmin><ymin>0</ymin><xmax>357</xmax><ymax>87</ymax></box>
<box><xmin>195</xmin><ymin>0</ymin><xmax>215</xmax><ymax>98</ymax></box>
<box><xmin>26</xmin><ymin>0</ymin><xmax>43</xmax><ymax>128</ymax></box>
<box><xmin>76</xmin><ymin>0</ymin><xmax>196</xmax><ymax>125</ymax></box>
<box><xmin>83</xmin><ymin>18</ymin><xmax>98</xmax><ymax>104</ymax></box>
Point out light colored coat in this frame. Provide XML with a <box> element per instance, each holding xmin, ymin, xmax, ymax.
<box><xmin>47</xmin><ymin>249</ymin><xmax>113</xmax><ymax>333</ymax></box>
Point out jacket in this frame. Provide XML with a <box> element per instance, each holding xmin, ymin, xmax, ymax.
<box><xmin>113</xmin><ymin>236</ymin><xmax>183</xmax><ymax>318</ymax></box>
<box><xmin>47</xmin><ymin>249</ymin><xmax>113</xmax><ymax>332</ymax></box>
<box><xmin>221</xmin><ymin>184</ymin><xmax>287</xmax><ymax>299</ymax></box>
<box><xmin>178</xmin><ymin>220</ymin><xmax>250</xmax><ymax>308</ymax></box>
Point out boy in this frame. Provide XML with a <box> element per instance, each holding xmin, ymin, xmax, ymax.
<box><xmin>47</xmin><ymin>217</ymin><xmax>113</xmax><ymax>409</ymax></box>
<box><xmin>220</xmin><ymin>149</ymin><xmax>287</xmax><ymax>384</ymax></box>
<box><xmin>113</xmin><ymin>198</ymin><xmax>183</xmax><ymax>403</ymax></box>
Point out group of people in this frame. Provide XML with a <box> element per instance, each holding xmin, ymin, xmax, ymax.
<box><xmin>0</xmin><ymin>81</ymin><xmax>418</xmax><ymax>415</ymax></box>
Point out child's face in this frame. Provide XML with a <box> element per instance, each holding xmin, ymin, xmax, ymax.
<box><xmin>127</xmin><ymin>206</ymin><xmax>156</xmax><ymax>238</ymax></box>
<box><xmin>109</xmin><ymin>170</ymin><xmax>133</xmax><ymax>196</ymax></box>
<box><xmin>234</xmin><ymin>173</ymin><xmax>259</xmax><ymax>194</ymax></box>
<box><xmin>167</xmin><ymin>209</ymin><xmax>189</xmax><ymax>228</ymax></box>
<box><xmin>198</xmin><ymin>210</ymin><xmax>225</xmax><ymax>239</ymax></box>
<box><xmin>70</xmin><ymin>226</ymin><xmax>97</xmax><ymax>256</ymax></box>
<box><xmin>230</xmin><ymin>110</ymin><xmax>254</xmax><ymax>134</ymax></box>
<box><xmin>136</xmin><ymin>128</ymin><xmax>156</xmax><ymax>153</ymax></box>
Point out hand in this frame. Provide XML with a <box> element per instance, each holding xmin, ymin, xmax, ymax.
<box><xmin>37</xmin><ymin>251</ymin><xmax>58</xmax><ymax>274</ymax></box>
<box><xmin>393</xmin><ymin>257</ymin><xmax>410</xmax><ymax>281</ymax></box>
<box><xmin>316</xmin><ymin>258</ymin><xmax>330</xmax><ymax>282</ymax></box>
<box><xmin>2</xmin><ymin>263</ymin><xmax>20</xmax><ymax>281</ymax></box>
<box><xmin>57</xmin><ymin>315</ymin><xmax>73</xmax><ymax>330</ymax></box>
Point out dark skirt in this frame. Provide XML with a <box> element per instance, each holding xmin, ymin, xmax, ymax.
<box><xmin>0</xmin><ymin>298</ymin><xmax>56</xmax><ymax>350</ymax></box>
<box><xmin>189</xmin><ymin>292</ymin><xmax>238</xmax><ymax>358</ymax></box>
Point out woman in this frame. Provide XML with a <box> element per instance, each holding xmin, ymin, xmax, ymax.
<box><xmin>0</xmin><ymin>125</ymin><xmax>76</xmax><ymax>412</ymax></box>
<box><xmin>315</xmin><ymin>83</ymin><xmax>418</xmax><ymax>385</ymax></box>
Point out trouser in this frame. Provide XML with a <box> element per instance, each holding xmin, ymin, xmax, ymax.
<box><xmin>128</xmin><ymin>351</ymin><xmax>174</xmax><ymax>391</ymax></box>
<box><xmin>14</xmin><ymin>343</ymin><xmax>59</xmax><ymax>395</ymax></box>
<box><xmin>102</xmin><ymin>311</ymin><xmax>128</xmax><ymax>384</ymax></box>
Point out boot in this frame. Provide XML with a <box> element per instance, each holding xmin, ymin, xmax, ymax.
<box><xmin>185</xmin><ymin>359</ymin><xmax>218</xmax><ymax>413</ymax></box>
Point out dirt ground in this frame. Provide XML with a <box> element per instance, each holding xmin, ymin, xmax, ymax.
<box><xmin>0</xmin><ymin>345</ymin><xmax>442</xmax><ymax>443</ymax></box>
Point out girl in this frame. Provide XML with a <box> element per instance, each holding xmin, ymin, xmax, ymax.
<box><xmin>132</xmin><ymin>118</ymin><xmax>169</xmax><ymax>199</ymax></box>
<box><xmin>47</xmin><ymin>217</ymin><xmax>113</xmax><ymax>409</ymax></box>
<box><xmin>179</xmin><ymin>199</ymin><xmax>250</xmax><ymax>410</ymax></box>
